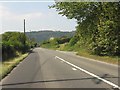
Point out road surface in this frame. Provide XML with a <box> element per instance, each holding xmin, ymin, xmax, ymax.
<box><xmin>1</xmin><ymin>48</ymin><xmax>119</xmax><ymax>89</ymax></box>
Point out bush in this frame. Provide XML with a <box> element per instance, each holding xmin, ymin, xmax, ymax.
<box><xmin>57</xmin><ymin>37</ymin><xmax>70</xmax><ymax>44</ymax></box>
<box><xmin>69</xmin><ymin>35</ymin><xmax>79</xmax><ymax>46</ymax></box>
<box><xmin>2</xmin><ymin>41</ymin><xmax>16</xmax><ymax>61</ymax></box>
<box><xmin>2</xmin><ymin>32</ymin><xmax>32</xmax><ymax>61</ymax></box>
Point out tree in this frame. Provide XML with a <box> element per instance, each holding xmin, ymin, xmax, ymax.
<box><xmin>50</xmin><ymin>2</ymin><xmax>120</xmax><ymax>56</ymax></box>
<box><xmin>2</xmin><ymin>32</ymin><xmax>31</xmax><ymax>60</ymax></box>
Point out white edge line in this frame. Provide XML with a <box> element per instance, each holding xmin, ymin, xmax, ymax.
<box><xmin>72</xmin><ymin>68</ymin><xmax>77</xmax><ymax>71</ymax></box>
<box><xmin>55</xmin><ymin>56</ymin><xmax>120</xmax><ymax>89</ymax></box>
<box><xmin>56</xmin><ymin>50</ymin><xmax>118</xmax><ymax>67</ymax></box>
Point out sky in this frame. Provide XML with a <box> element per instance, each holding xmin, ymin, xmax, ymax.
<box><xmin>0</xmin><ymin>1</ymin><xmax>77</xmax><ymax>34</ymax></box>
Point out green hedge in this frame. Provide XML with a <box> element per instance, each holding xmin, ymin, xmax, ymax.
<box><xmin>2</xmin><ymin>32</ymin><xmax>31</xmax><ymax>61</ymax></box>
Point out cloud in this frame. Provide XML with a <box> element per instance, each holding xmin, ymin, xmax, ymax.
<box><xmin>0</xmin><ymin>5</ymin><xmax>10</xmax><ymax>17</ymax></box>
<box><xmin>0</xmin><ymin>4</ymin><xmax>45</xmax><ymax>33</ymax></box>
<box><xmin>0</xmin><ymin>4</ymin><xmax>44</xmax><ymax>21</ymax></box>
<box><xmin>0</xmin><ymin>3</ymin><xmax>76</xmax><ymax>34</ymax></box>
<box><xmin>20</xmin><ymin>13</ymin><xmax>43</xmax><ymax>19</ymax></box>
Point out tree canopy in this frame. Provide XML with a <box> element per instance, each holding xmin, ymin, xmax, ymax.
<box><xmin>2</xmin><ymin>32</ymin><xmax>32</xmax><ymax>60</ymax></box>
<box><xmin>51</xmin><ymin>2</ymin><xmax>120</xmax><ymax>56</ymax></box>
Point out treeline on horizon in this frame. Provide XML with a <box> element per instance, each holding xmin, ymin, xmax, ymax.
<box><xmin>1</xmin><ymin>32</ymin><xmax>36</xmax><ymax>61</ymax></box>
<box><xmin>26</xmin><ymin>30</ymin><xmax>75</xmax><ymax>43</ymax></box>
<box><xmin>50</xmin><ymin>2</ymin><xmax>120</xmax><ymax>56</ymax></box>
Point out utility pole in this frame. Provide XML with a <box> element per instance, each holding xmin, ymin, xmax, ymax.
<box><xmin>24</xmin><ymin>19</ymin><xmax>26</xmax><ymax>46</ymax></box>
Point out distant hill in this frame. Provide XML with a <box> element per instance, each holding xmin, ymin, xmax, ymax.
<box><xmin>26</xmin><ymin>30</ymin><xmax>75</xmax><ymax>43</ymax></box>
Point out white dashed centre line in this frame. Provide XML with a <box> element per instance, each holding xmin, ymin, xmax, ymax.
<box><xmin>55</xmin><ymin>56</ymin><xmax>120</xmax><ymax>89</ymax></box>
<box><xmin>72</xmin><ymin>68</ymin><xmax>77</xmax><ymax>71</ymax></box>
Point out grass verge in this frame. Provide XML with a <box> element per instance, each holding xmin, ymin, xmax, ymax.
<box><xmin>41</xmin><ymin>43</ymin><xmax>119</xmax><ymax>65</ymax></box>
<box><xmin>77</xmin><ymin>50</ymin><xmax>119</xmax><ymax>65</ymax></box>
<box><xmin>60</xmin><ymin>44</ymin><xmax>119</xmax><ymax>65</ymax></box>
<box><xmin>0</xmin><ymin>53</ymin><xmax>29</xmax><ymax>80</ymax></box>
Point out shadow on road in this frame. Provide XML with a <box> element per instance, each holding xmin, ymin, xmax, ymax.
<box><xmin>1</xmin><ymin>74</ymin><xmax>119</xmax><ymax>86</ymax></box>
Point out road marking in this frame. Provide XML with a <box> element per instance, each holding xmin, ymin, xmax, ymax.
<box><xmin>56</xmin><ymin>50</ymin><xmax>118</xmax><ymax>67</ymax></box>
<box><xmin>72</xmin><ymin>68</ymin><xmax>77</xmax><ymax>71</ymax></box>
<box><xmin>55</xmin><ymin>56</ymin><xmax>120</xmax><ymax>89</ymax></box>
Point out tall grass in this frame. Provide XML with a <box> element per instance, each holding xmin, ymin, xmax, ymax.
<box><xmin>0</xmin><ymin>53</ymin><xmax>28</xmax><ymax>80</ymax></box>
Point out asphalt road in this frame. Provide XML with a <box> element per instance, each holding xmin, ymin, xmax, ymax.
<box><xmin>1</xmin><ymin>48</ymin><xmax>119</xmax><ymax>89</ymax></box>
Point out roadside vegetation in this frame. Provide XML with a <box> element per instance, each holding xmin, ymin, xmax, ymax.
<box><xmin>0</xmin><ymin>32</ymin><xmax>37</xmax><ymax>80</ymax></box>
<box><xmin>26</xmin><ymin>31</ymin><xmax>75</xmax><ymax>43</ymax></box>
<box><xmin>41</xmin><ymin>37</ymin><xmax>119</xmax><ymax>64</ymax></box>
<box><xmin>41</xmin><ymin>2</ymin><xmax>120</xmax><ymax>64</ymax></box>
<box><xmin>0</xmin><ymin>53</ymin><xmax>28</xmax><ymax>80</ymax></box>
<box><xmin>41</xmin><ymin>36</ymin><xmax>71</xmax><ymax>50</ymax></box>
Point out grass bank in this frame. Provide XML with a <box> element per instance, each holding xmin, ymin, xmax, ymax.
<box><xmin>41</xmin><ymin>43</ymin><xmax>119</xmax><ymax>65</ymax></box>
<box><xmin>0</xmin><ymin>53</ymin><xmax>29</xmax><ymax>80</ymax></box>
<box><xmin>41</xmin><ymin>43</ymin><xmax>59</xmax><ymax>50</ymax></box>
<box><xmin>77</xmin><ymin>50</ymin><xmax>119</xmax><ymax>65</ymax></box>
